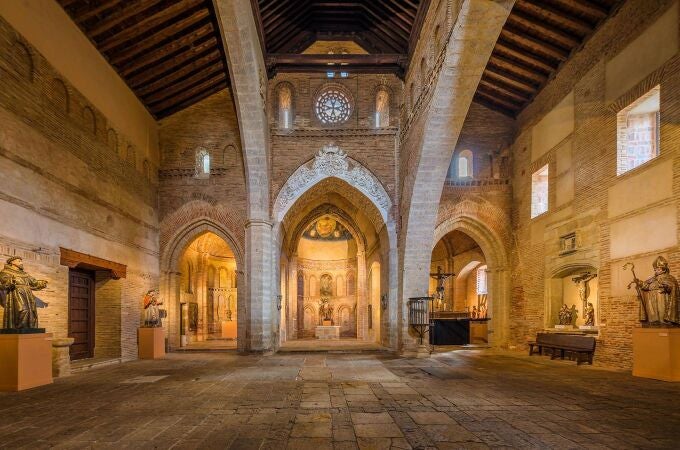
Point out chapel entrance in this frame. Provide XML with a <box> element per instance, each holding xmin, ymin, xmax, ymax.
<box><xmin>68</xmin><ymin>269</ymin><xmax>95</xmax><ymax>360</ymax></box>
<box><xmin>176</xmin><ymin>232</ymin><xmax>238</xmax><ymax>350</ymax></box>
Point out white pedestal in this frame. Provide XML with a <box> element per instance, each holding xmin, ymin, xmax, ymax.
<box><xmin>633</xmin><ymin>328</ymin><xmax>680</xmax><ymax>382</ymax></box>
<box><xmin>315</xmin><ymin>325</ymin><xmax>340</xmax><ymax>340</ymax></box>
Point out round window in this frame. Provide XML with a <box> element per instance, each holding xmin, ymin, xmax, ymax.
<box><xmin>315</xmin><ymin>88</ymin><xmax>352</xmax><ymax>124</ymax></box>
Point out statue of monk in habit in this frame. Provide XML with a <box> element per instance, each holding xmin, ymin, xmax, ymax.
<box><xmin>0</xmin><ymin>256</ymin><xmax>49</xmax><ymax>331</ymax></box>
<box><xmin>629</xmin><ymin>256</ymin><xmax>680</xmax><ymax>325</ymax></box>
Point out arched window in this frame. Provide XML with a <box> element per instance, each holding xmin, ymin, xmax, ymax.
<box><xmin>375</xmin><ymin>88</ymin><xmax>390</xmax><ymax>128</ymax></box>
<box><xmin>458</xmin><ymin>150</ymin><xmax>473</xmax><ymax>178</ymax></box>
<box><xmin>476</xmin><ymin>265</ymin><xmax>488</xmax><ymax>295</ymax></box>
<box><xmin>278</xmin><ymin>84</ymin><xmax>293</xmax><ymax>129</ymax></box>
<box><xmin>195</xmin><ymin>149</ymin><xmax>210</xmax><ymax>178</ymax></box>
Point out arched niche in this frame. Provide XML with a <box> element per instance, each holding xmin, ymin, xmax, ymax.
<box><xmin>545</xmin><ymin>264</ymin><xmax>599</xmax><ymax>329</ymax></box>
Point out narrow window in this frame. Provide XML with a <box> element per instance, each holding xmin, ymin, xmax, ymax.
<box><xmin>617</xmin><ymin>85</ymin><xmax>660</xmax><ymax>175</ymax></box>
<box><xmin>278</xmin><ymin>85</ymin><xmax>293</xmax><ymax>129</ymax></box>
<box><xmin>195</xmin><ymin>149</ymin><xmax>210</xmax><ymax>178</ymax></box>
<box><xmin>458</xmin><ymin>150</ymin><xmax>473</xmax><ymax>178</ymax></box>
<box><xmin>375</xmin><ymin>88</ymin><xmax>389</xmax><ymax>128</ymax></box>
<box><xmin>476</xmin><ymin>265</ymin><xmax>488</xmax><ymax>295</ymax></box>
<box><xmin>531</xmin><ymin>164</ymin><xmax>549</xmax><ymax>218</ymax></box>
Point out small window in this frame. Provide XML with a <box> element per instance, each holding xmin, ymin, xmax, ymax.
<box><xmin>195</xmin><ymin>149</ymin><xmax>210</xmax><ymax>178</ymax></box>
<box><xmin>617</xmin><ymin>86</ymin><xmax>660</xmax><ymax>175</ymax></box>
<box><xmin>476</xmin><ymin>265</ymin><xmax>488</xmax><ymax>295</ymax></box>
<box><xmin>458</xmin><ymin>150</ymin><xmax>473</xmax><ymax>178</ymax></box>
<box><xmin>375</xmin><ymin>88</ymin><xmax>390</xmax><ymax>128</ymax></box>
<box><xmin>531</xmin><ymin>164</ymin><xmax>549</xmax><ymax>218</ymax></box>
<box><xmin>278</xmin><ymin>85</ymin><xmax>293</xmax><ymax>129</ymax></box>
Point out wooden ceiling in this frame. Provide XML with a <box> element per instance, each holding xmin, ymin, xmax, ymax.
<box><xmin>252</xmin><ymin>0</ymin><xmax>429</xmax><ymax>77</ymax></box>
<box><xmin>474</xmin><ymin>0</ymin><xmax>623</xmax><ymax>117</ymax></box>
<box><xmin>58</xmin><ymin>0</ymin><xmax>230</xmax><ymax>119</ymax></box>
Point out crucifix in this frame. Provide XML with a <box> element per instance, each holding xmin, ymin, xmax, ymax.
<box><xmin>430</xmin><ymin>266</ymin><xmax>455</xmax><ymax>311</ymax></box>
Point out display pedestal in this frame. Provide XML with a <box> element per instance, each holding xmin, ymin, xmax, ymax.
<box><xmin>470</xmin><ymin>321</ymin><xmax>489</xmax><ymax>344</ymax></box>
<box><xmin>221</xmin><ymin>321</ymin><xmax>237</xmax><ymax>339</ymax></box>
<box><xmin>0</xmin><ymin>333</ymin><xmax>53</xmax><ymax>391</ymax></box>
<box><xmin>315</xmin><ymin>325</ymin><xmax>340</xmax><ymax>340</ymax></box>
<box><xmin>633</xmin><ymin>328</ymin><xmax>680</xmax><ymax>382</ymax></box>
<box><xmin>138</xmin><ymin>327</ymin><xmax>165</xmax><ymax>359</ymax></box>
<box><xmin>52</xmin><ymin>337</ymin><xmax>74</xmax><ymax>377</ymax></box>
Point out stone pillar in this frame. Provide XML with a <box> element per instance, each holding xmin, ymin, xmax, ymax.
<box><xmin>196</xmin><ymin>252</ymin><xmax>209</xmax><ymax>341</ymax></box>
<box><xmin>51</xmin><ymin>337</ymin><xmax>74</xmax><ymax>377</ymax></box>
<box><xmin>244</xmin><ymin>219</ymin><xmax>274</xmax><ymax>352</ymax></box>
<box><xmin>288</xmin><ymin>256</ymin><xmax>298</xmax><ymax>340</ymax></box>
<box><xmin>488</xmin><ymin>267</ymin><xmax>510</xmax><ymax>348</ymax></box>
<box><xmin>162</xmin><ymin>271</ymin><xmax>181</xmax><ymax>349</ymax></box>
<box><xmin>357</xmin><ymin>250</ymin><xmax>367</xmax><ymax>340</ymax></box>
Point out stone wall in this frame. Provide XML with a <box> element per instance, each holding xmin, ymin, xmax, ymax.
<box><xmin>508</xmin><ymin>0</ymin><xmax>680</xmax><ymax>369</ymax></box>
<box><xmin>0</xmin><ymin>17</ymin><xmax>158</xmax><ymax>361</ymax></box>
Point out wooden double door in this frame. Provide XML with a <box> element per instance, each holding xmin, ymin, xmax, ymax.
<box><xmin>68</xmin><ymin>269</ymin><xmax>95</xmax><ymax>360</ymax></box>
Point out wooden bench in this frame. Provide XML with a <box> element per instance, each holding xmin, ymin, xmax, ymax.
<box><xmin>529</xmin><ymin>333</ymin><xmax>595</xmax><ymax>365</ymax></box>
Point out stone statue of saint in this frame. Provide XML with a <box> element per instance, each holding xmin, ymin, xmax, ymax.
<box><xmin>630</xmin><ymin>256</ymin><xmax>680</xmax><ymax>325</ymax></box>
<box><xmin>142</xmin><ymin>289</ymin><xmax>164</xmax><ymax>327</ymax></box>
<box><xmin>584</xmin><ymin>302</ymin><xmax>595</xmax><ymax>327</ymax></box>
<box><xmin>319</xmin><ymin>297</ymin><xmax>332</xmax><ymax>323</ymax></box>
<box><xmin>0</xmin><ymin>256</ymin><xmax>49</xmax><ymax>331</ymax></box>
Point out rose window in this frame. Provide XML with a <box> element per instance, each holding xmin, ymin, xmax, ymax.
<box><xmin>315</xmin><ymin>88</ymin><xmax>351</xmax><ymax>124</ymax></box>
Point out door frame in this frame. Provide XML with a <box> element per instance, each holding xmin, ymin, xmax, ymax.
<box><xmin>68</xmin><ymin>268</ymin><xmax>95</xmax><ymax>360</ymax></box>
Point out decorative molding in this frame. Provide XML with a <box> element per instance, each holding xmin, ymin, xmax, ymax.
<box><xmin>59</xmin><ymin>247</ymin><xmax>127</xmax><ymax>279</ymax></box>
<box><xmin>297</xmin><ymin>257</ymin><xmax>357</xmax><ymax>271</ymax></box>
<box><xmin>273</xmin><ymin>143</ymin><xmax>392</xmax><ymax>223</ymax></box>
<box><xmin>272</xmin><ymin>127</ymin><xmax>398</xmax><ymax>138</ymax></box>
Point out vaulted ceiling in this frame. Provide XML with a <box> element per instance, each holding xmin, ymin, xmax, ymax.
<box><xmin>58</xmin><ymin>0</ymin><xmax>230</xmax><ymax>119</ymax></box>
<box><xmin>252</xmin><ymin>0</ymin><xmax>430</xmax><ymax>77</ymax></box>
<box><xmin>473</xmin><ymin>0</ymin><xmax>623</xmax><ymax>116</ymax></box>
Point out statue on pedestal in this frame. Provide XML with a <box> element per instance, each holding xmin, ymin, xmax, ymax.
<box><xmin>584</xmin><ymin>302</ymin><xmax>595</xmax><ymax>326</ymax></box>
<box><xmin>319</xmin><ymin>297</ymin><xmax>333</xmax><ymax>324</ymax></box>
<box><xmin>142</xmin><ymin>289</ymin><xmax>165</xmax><ymax>327</ymax></box>
<box><xmin>558</xmin><ymin>304</ymin><xmax>577</xmax><ymax>326</ymax></box>
<box><xmin>0</xmin><ymin>256</ymin><xmax>49</xmax><ymax>331</ymax></box>
<box><xmin>625</xmin><ymin>256</ymin><xmax>680</xmax><ymax>326</ymax></box>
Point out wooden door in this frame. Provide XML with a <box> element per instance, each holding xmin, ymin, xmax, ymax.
<box><xmin>69</xmin><ymin>269</ymin><xmax>95</xmax><ymax>360</ymax></box>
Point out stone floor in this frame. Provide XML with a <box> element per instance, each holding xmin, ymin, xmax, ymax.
<box><xmin>1</xmin><ymin>349</ymin><xmax>680</xmax><ymax>449</ymax></box>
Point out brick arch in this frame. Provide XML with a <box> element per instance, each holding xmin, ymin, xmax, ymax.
<box><xmin>160</xmin><ymin>200</ymin><xmax>245</xmax><ymax>268</ymax></box>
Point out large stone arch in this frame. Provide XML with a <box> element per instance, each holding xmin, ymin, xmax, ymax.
<box><xmin>160</xmin><ymin>216</ymin><xmax>246</xmax><ymax>352</ymax></box>
<box><xmin>273</xmin><ymin>143</ymin><xmax>392</xmax><ymax>224</ymax></box>
<box><xmin>273</xmin><ymin>151</ymin><xmax>399</xmax><ymax>349</ymax></box>
<box><xmin>432</xmin><ymin>215</ymin><xmax>511</xmax><ymax>347</ymax></box>
<box><xmin>398</xmin><ymin>0</ymin><xmax>514</xmax><ymax>353</ymax></box>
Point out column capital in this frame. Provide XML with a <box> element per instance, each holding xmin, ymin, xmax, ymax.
<box><xmin>245</xmin><ymin>219</ymin><xmax>273</xmax><ymax>228</ymax></box>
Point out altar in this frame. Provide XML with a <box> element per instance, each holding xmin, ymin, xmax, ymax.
<box><xmin>315</xmin><ymin>325</ymin><xmax>340</xmax><ymax>340</ymax></box>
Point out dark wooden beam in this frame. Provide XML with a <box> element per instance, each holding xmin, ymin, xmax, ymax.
<box><xmin>108</xmin><ymin>9</ymin><xmax>210</xmax><ymax>65</ymax></box>
<box><xmin>98</xmin><ymin>0</ymin><xmax>205</xmax><ymax>52</ymax></box>
<box><xmin>72</xmin><ymin>0</ymin><xmax>121</xmax><ymax>24</ymax></box>
<box><xmin>494</xmin><ymin>40</ymin><xmax>557</xmax><ymax>73</ymax></box>
<box><xmin>488</xmin><ymin>54</ymin><xmax>547</xmax><ymax>84</ymax></box>
<box><xmin>550</xmin><ymin>0</ymin><xmax>608</xmax><ymax>20</ymax></box>
<box><xmin>478</xmin><ymin>79</ymin><xmax>531</xmax><ymax>103</ymax></box>
<box><xmin>475</xmin><ymin>89</ymin><xmax>522</xmax><ymax>111</ymax></box>
<box><xmin>88</xmin><ymin>0</ymin><xmax>165</xmax><ymax>39</ymax></box>
<box><xmin>267</xmin><ymin>53</ymin><xmax>406</xmax><ymax>76</ymax></box>
<box><xmin>518</xmin><ymin>0</ymin><xmax>593</xmax><ymax>35</ymax></box>
<box><xmin>145</xmin><ymin>71</ymin><xmax>227</xmax><ymax>105</ymax></box>
<box><xmin>500</xmin><ymin>27</ymin><xmax>570</xmax><ymax>61</ymax></box>
<box><xmin>155</xmin><ymin>82</ymin><xmax>226</xmax><ymax>118</ymax></box>
<box><xmin>483</xmin><ymin>65</ymin><xmax>537</xmax><ymax>94</ymax></box>
<box><xmin>250</xmin><ymin>0</ymin><xmax>267</xmax><ymax>55</ymax></box>
<box><xmin>134</xmin><ymin>51</ymin><xmax>223</xmax><ymax>94</ymax></box>
<box><xmin>506</xmin><ymin>10</ymin><xmax>580</xmax><ymax>49</ymax></box>
<box><xmin>472</xmin><ymin>94</ymin><xmax>518</xmax><ymax>118</ymax></box>
<box><xmin>119</xmin><ymin>28</ymin><xmax>214</xmax><ymax>77</ymax></box>
<box><xmin>149</xmin><ymin>75</ymin><xmax>226</xmax><ymax>111</ymax></box>
<box><xmin>128</xmin><ymin>48</ymin><xmax>220</xmax><ymax>89</ymax></box>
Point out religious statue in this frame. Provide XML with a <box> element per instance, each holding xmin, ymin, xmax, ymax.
<box><xmin>584</xmin><ymin>302</ymin><xmax>595</xmax><ymax>327</ymax></box>
<box><xmin>430</xmin><ymin>266</ymin><xmax>455</xmax><ymax>311</ymax></box>
<box><xmin>625</xmin><ymin>256</ymin><xmax>680</xmax><ymax>326</ymax></box>
<box><xmin>319</xmin><ymin>297</ymin><xmax>333</xmax><ymax>323</ymax></box>
<box><xmin>558</xmin><ymin>304</ymin><xmax>577</xmax><ymax>326</ymax></box>
<box><xmin>572</xmin><ymin>272</ymin><xmax>597</xmax><ymax>313</ymax></box>
<box><xmin>471</xmin><ymin>306</ymin><xmax>478</xmax><ymax>319</ymax></box>
<box><xmin>142</xmin><ymin>289</ymin><xmax>165</xmax><ymax>327</ymax></box>
<box><xmin>0</xmin><ymin>256</ymin><xmax>49</xmax><ymax>331</ymax></box>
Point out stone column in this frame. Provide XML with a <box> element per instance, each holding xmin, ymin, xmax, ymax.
<box><xmin>195</xmin><ymin>252</ymin><xmax>209</xmax><ymax>341</ymax></box>
<box><xmin>288</xmin><ymin>256</ymin><xmax>298</xmax><ymax>340</ymax></box>
<box><xmin>488</xmin><ymin>267</ymin><xmax>510</xmax><ymax>348</ymax></box>
<box><xmin>244</xmin><ymin>219</ymin><xmax>274</xmax><ymax>352</ymax></box>
<box><xmin>163</xmin><ymin>271</ymin><xmax>181</xmax><ymax>349</ymax></box>
<box><xmin>356</xmin><ymin>250</ymin><xmax>367</xmax><ymax>340</ymax></box>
